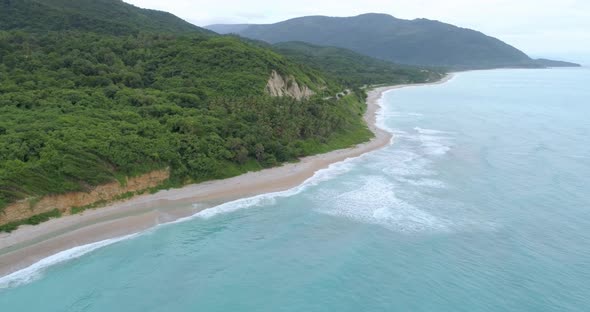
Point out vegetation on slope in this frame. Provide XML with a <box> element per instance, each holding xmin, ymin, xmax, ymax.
<box><xmin>273</xmin><ymin>41</ymin><xmax>445</xmax><ymax>87</ymax></box>
<box><xmin>0</xmin><ymin>2</ymin><xmax>448</xmax><ymax>223</ymax></box>
<box><xmin>0</xmin><ymin>30</ymin><xmax>369</xmax><ymax>212</ymax></box>
<box><xmin>207</xmin><ymin>13</ymin><xmax>539</xmax><ymax>69</ymax></box>
<box><xmin>0</xmin><ymin>209</ymin><xmax>62</xmax><ymax>233</ymax></box>
<box><xmin>0</xmin><ymin>0</ymin><xmax>210</xmax><ymax>35</ymax></box>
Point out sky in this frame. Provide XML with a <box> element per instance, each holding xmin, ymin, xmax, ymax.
<box><xmin>125</xmin><ymin>0</ymin><xmax>590</xmax><ymax>62</ymax></box>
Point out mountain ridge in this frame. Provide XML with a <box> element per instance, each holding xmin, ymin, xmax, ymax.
<box><xmin>272</xmin><ymin>41</ymin><xmax>444</xmax><ymax>87</ymax></box>
<box><xmin>534</xmin><ymin>58</ymin><xmax>581</xmax><ymax>68</ymax></box>
<box><xmin>206</xmin><ymin>13</ymin><xmax>580</xmax><ymax>69</ymax></box>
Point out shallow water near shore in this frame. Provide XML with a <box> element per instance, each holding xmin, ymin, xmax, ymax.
<box><xmin>1</xmin><ymin>68</ymin><xmax>590</xmax><ymax>311</ymax></box>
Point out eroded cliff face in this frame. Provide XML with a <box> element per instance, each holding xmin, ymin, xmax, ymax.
<box><xmin>0</xmin><ymin>169</ymin><xmax>170</xmax><ymax>225</ymax></box>
<box><xmin>265</xmin><ymin>70</ymin><xmax>315</xmax><ymax>100</ymax></box>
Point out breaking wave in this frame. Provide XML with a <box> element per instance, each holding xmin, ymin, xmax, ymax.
<box><xmin>0</xmin><ymin>234</ymin><xmax>138</xmax><ymax>289</ymax></box>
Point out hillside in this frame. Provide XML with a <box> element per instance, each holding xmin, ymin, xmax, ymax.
<box><xmin>0</xmin><ymin>0</ymin><xmax>211</xmax><ymax>35</ymax></box>
<box><xmin>0</xmin><ymin>2</ymin><xmax>379</xmax><ymax>226</ymax></box>
<box><xmin>534</xmin><ymin>58</ymin><xmax>581</xmax><ymax>68</ymax></box>
<box><xmin>207</xmin><ymin>13</ymin><xmax>575</xmax><ymax>69</ymax></box>
<box><xmin>0</xmin><ymin>31</ymin><xmax>368</xmax><ymax>220</ymax></box>
<box><xmin>273</xmin><ymin>41</ymin><xmax>444</xmax><ymax>87</ymax></box>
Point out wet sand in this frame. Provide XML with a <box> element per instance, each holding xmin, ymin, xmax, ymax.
<box><xmin>0</xmin><ymin>74</ymin><xmax>453</xmax><ymax>278</ymax></box>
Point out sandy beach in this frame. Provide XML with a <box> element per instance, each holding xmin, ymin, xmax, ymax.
<box><xmin>0</xmin><ymin>74</ymin><xmax>453</xmax><ymax>278</ymax></box>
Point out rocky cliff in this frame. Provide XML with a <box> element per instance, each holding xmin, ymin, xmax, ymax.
<box><xmin>265</xmin><ymin>70</ymin><xmax>315</xmax><ymax>100</ymax></box>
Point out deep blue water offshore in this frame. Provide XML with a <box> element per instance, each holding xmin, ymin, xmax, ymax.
<box><xmin>1</xmin><ymin>68</ymin><xmax>590</xmax><ymax>311</ymax></box>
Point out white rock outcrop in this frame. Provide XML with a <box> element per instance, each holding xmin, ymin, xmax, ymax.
<box><xmin>265</xmin><ymin>70</ymin><xmax>315</xmax><ymax>100</ymax></box>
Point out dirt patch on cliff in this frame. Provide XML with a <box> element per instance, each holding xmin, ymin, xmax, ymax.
<box><xmin>0</xmin><ymin>169</ymin><xmax>170</xmax><ymax>225</ymax></box>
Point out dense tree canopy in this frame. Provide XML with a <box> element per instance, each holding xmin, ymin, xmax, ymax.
<box><xmin>0</xmin><ymin>31</ymin><xmax>368</xmax><ymax>210</ymax></box>
<box><xmin>273</xmin><ymin>41</ymin><xmax>444</xmax><ymax>87</ymax></box>
<box><xmin>0</xmin><ymin>0</ymin><xmax>210</xmax><ymax>35</ymax></box>
<box><xmin>0</xmin><ymin>0</ymin><xmax>443</xmax><ymax>218</ymax></box>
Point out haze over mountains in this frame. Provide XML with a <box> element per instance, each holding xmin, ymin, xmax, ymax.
<box><xmin>207</xmin><ymin>13</ymin><xmax>580</xmax><ymax>69</ymax></box>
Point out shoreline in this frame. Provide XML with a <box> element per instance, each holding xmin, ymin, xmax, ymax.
<box><xmin>0</xmin><ymin>74</ymin><xmax>453</xmax><ymax>279</ymax></box>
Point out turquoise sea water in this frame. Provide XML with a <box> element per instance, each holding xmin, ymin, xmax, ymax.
<box><xmin>1</xmin><ymin>68</ymin><xmax>590</xmax><ymax>311</ymax></box>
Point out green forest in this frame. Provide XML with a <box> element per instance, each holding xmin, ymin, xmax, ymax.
<box><xmin>0</xmin><ymin>30</ymin><xmax>370</xmax><ymax>212</ymax></box>
<box><xmin>0</xmin><ymin>0</ymin><xmax>209</xmax><ymax>35</ymax></box>
<box><xmin>273</xmin><ymin>41</ymin><xmax>444</xmax><ymax>87</ymax></box>
<box><xmin>0</xmin><ymin>0</ymin><xmax>443</xmax><ymax>227</ymax></box>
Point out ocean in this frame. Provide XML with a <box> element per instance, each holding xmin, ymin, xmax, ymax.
<box><xmin>1</xmin><ymin>68</ymin><xmax>589</xmax><ymax>311</ymax></box>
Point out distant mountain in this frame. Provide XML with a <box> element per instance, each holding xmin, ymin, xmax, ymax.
<box><xmin>0</xmin><ymin>0</ymin><xmax>211</xmax><ymax>35</ymax></box>
<box><xmin>534</xmin><ymin>58</ymin><xmax>581</xmax><ymax>68</ymax></box>
<box><xmin>207</xmin><ymin>13</ymin><xmax>578</xmax><ymax>69</ymax></box>
<box><xmin>273</xmin><ymin>41</ymin><xmax>444</xmax><ymax>87</ymax></box>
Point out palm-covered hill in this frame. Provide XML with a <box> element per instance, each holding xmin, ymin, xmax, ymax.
<box><xmin>0</xmin><ymin>1</ymin><xmax>385</xmax><ymax>217</ymax></box>
<box><xmin>207</xmin><ymin>13</ymin><xmax>579</xmax><ymax>69</ymax></box>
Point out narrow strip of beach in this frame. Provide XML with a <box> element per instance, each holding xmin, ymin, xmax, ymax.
<box><xmin>0</xmin><ymin>74</ymin><xmax>453</xmax><ymax>278</ymax></box>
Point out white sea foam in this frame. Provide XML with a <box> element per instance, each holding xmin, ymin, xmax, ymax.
<box><xmin>157</xmin><ymin>86</ymin><xmax>402</xmax><ymax>223</ymax></box>
<box><xmin>414</xmin><ymin>127</ymin><xmax>453</xmax><ymax>135</ymax></box>
<box><xmin>0</xmin><ymin>138</ymin><xmax>370</xmax><ymax>289</ymax></box>
<box><xmin>395</xmin><ymin>177</ymin><xmax>447</xmax><ymax>189</ymax></box>
<box><xmin>376</xmin><ymin>97</ymin><xmax>396</xmax><ymax>134</ymax></box>
<box><xmin>377</xmin><ymin>151</ymin><xmax>436</xmax><ymax>177</ymax></box>
<box><xmin>330</xmin><ymin>93</ymin><xmax>451</xmax><ymax>231</ymax></box>
<box><xmin>392</xmin><ymin>130</ymin><xmax>408</xmax><ymax>136</ymax></box>
<box><xmin>420</xmin><ymin>140</ymin><xmax>452</xmax><ymax>156</ymax></box>
<box><xmin>403</xmin><ymin>129</ymin><xmax>455</xmax><ymax>156</ymax></box>
<box><xmin>389</xmin><ymin>112</ymin><xmax>424</xmax><ymax>117</ymax></box>
<box><xmin>314</xmin><ymin>176</ymin><xmax>448</xmax><ymax>232</ymax></box>
<box><xmin>191</xmin><ymin>191</ymin><xmax>290</xmax><ymax>220</ymax></box>
<box><xmin>0</xmin><ymin>234</ymin><xmax>138</xmax><ymax>289</ymax></box>
<box><xmin>191</xmin><ymin>157</ymin><xmax>359</xmax><ymax>220</ymax></box>
<box><xmin>0</xmin><ymin>82</ymin><xmax>436</xmax><ymax>288</ymax></box>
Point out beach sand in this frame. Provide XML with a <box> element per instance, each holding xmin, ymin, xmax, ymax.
<box><xmin>0</xmin><ymin>75</ymin><xmax>453</xmax><ymax>278</ymax></box>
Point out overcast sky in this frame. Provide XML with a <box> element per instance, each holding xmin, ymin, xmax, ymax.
<box><xmin>126</xmin><ymin>0</ymin><xmax>590</xmax><ymax>62</ymax></box>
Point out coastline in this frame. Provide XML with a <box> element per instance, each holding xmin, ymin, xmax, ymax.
<box><xmin>0</xmin><ymin>74</ymin><xmax>453</xmax><ymax>279</ymax></box>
